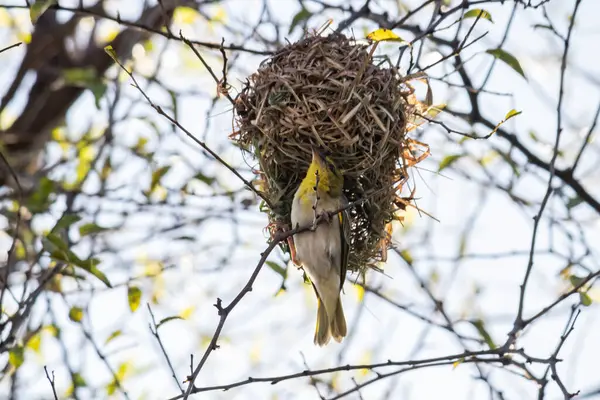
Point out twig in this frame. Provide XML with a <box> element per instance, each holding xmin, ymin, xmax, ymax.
<box><xmin>0</xmin><ymin>42</ymin><xmax>22</xmax><ymax>55</ymax></box>
<box><xmin>106</xmin><ymin>50</ymin><xmax>274</xmax><ymax>210</ymax></box>
<box><xmin>44</xmin><ymin>366</ymin><xmax>59</xmax><ymax>400</ymax></box>
<box><xmin>510</xmin><ymin>0</ymin><xmax>582</xmax><ymax>341</ymax></box>
<box><xmin>147</xmin><ymin>304</ymin><xmax>183</xmax><ymax>393</ymax></box>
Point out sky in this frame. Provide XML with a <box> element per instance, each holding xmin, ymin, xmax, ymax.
<box><xmin>1</xmin><ymin>0</ymin><xmax>600</xmax><ymax>399</ymax></box>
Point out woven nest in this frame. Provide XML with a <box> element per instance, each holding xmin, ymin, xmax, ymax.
<box><xmin>232</xmin><ymin>33</ymin><xmax>429</xmax><ymax>272</ymax></box>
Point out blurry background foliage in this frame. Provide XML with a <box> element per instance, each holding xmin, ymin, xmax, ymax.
<box><xmin>0</xmin><ymin>0</ymin><xmax>599</xmax><ymax>400</ymax></box>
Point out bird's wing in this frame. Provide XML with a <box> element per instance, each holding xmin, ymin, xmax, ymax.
<box><xmin>338</xmin><ymin>198</ymin><xmax>351</xmax><ymax>291</ymax></box>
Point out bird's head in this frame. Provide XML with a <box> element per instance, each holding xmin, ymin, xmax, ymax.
<box><xmin>304</xmin><ymin>146</ymin><xmax>344</xmax><ymax>195</ymax></box>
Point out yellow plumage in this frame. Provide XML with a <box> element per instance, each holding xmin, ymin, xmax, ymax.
<box><xmin>291</xmin><ymin>148</ymin><xmax>349</xmax><ymax>346</ymax></box>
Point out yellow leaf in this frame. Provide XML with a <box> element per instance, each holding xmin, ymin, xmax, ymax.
<box><xmin>355</xmin><ymin>284</ymin><xmax>365</xmax><ymax>303</ymax></box>
<box><xmin>174</xmin><ymin>6</ymin><xmax>198</xmax><ymax>25</ymax></box>
<box><xmin>27</xmin><ymin>333</ymin><xmax>41</xmax><ymax>353</ymax></box>
<box><xmin>0</xmin><ymin>9</ymin><xmax>12</xmax><ymax>27</ymax></box>
<box><xmin>366</xmin><ymin>28</ymin><xmax>403</xmax><ymax>42</ymax></box>
<box><xmin>180</xmin><ymin>306</ymin><xmax>195</xmax><ymax>320</ymax></box>
<box><xmin>453</xmin><ymin>357</ymin><xmax>465</xmax><ymax>369</ymax></box>
<box><xmin>16</xmin><ymin>31</ymin><xmax>31</xmax><ymax>44</ymax></box>
<box><xmin>358</xmin><ymin>351</ymin><xmax>372</xmax><ymax>376</ymax></box>
<box><xmin>69</xmin><ymin>307</ymin><xmax>84</xmax><ymax>323</ymax></box>
<box><xmin>127</xmin><ymin>286</ymin><xmax>142</xmax><ymax>312</ymax></box>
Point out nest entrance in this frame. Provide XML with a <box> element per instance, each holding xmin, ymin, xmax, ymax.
<box><xmin>233</xmin><ymin>33</ymin><xmax>427</xmax><ymax>272</ymax></box>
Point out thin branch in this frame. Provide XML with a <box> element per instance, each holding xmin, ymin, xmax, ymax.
<box><xmin>44</xmin><ymin>366</ymin><xmax>59</xmax><ymax>400</ymax></box>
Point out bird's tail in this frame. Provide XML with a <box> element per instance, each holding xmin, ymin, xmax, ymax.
<box><xmin>314</xmin><ymin>297</ymin><xmax>331</xmax><ymax>346</ymax></box>
<box><xmin>331</xmin><ymin>296</ymin><xmax>347</xmax><ymax>343</ymax></box>
<box><xmin>314</xmin><ymin>296</ymin><xmax>347</xmax><ymax>346</ymax></box>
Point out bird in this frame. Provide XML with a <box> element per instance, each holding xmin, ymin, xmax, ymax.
<box><xmin>291</xmin><ymin>147</ymin><xmax>349</xmax><ymax>346</ymax></box>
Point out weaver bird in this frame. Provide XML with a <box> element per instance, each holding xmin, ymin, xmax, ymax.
<box><xmin>291</xmin><ymin>147</ymin><xmax>349</xmax><ymax>346</ymax></box>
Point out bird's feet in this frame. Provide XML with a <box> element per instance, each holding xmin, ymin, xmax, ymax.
<box><xmin>287</xmin><ymin>235</ymin><xmax>301</xmax><ymax>267</ymax></box>
<box><xmin>311</xmin><ymin>211</ymin><xmax>330</xmax><ymax>230</ymax></box>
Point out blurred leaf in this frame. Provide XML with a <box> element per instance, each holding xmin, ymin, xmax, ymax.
<box><xmin>53</xmin><ymin>214</ymin><xmax>81</xmax><ymax>232</ymax></box>
<box><xmin>90</xmin><ymin>81</ymin><xmax>107</xmax><ymax>109</ymax></box>
<box><xmin>157</xmin><ymin>315</ymin><xmax>183</xmax><ymax>329</ymax></box>
<box><xmin>26</xmin><ymin>332</ymin><xmax>42</xmax><ymax>354</ymax></box>
<box><xmin>496</xmin><ymin>151</ymin><xmax>521</xmax><ymax>177</ymax></box>
<box><xmin>580</xmin><ymin>292</ymin><xmax>592</xmax><ymax>307</ymax></box>
<box><xmin>127</xmin><ymin>286</ymin><xmax>142</xmax><ymax>312</ymax></box>
<box><xmin>27</xmin><ymin>177</ymin><xmax>55</xmax><ymax>213</ymax></box>
<box><xmin>426</xmin><ymin>103</ymin><xmax>446</xmax><ymax>119</ymax></box>
<box><xmin>42</xmin><ymin>235</ymin><xmax>112</xmax><ymax>287</ymax></box>
<box><xmin>471</xmin><ymin>319</ymin><xmax>496</xmax><ymax>349</ymax></box>
<box><xmin>30</xmin><ymin>0</ymin><xmax>57</xmax><ymax>23</ymax></box>
<box><xmin>399</xmin><ymin>249</ymin><xmax>413</xmax><ymax>265</ymax></box>
<box><xmin>87</xmin><ymin>263</ymin><xmax>112</xmax><ymax>288</ymax></box>
<box><xmin>425</xmin><ymin>80</ymin><xmax>433</xmax><ymax>106</ymax></box>
<box><xmin>367</xmin><ymin>28</ymin><xmax>403</xmax><ymax>42</ymax></box>
<box><xmin>193</xmin><ymin>172</ymin><xmax>216</xmax><ymax>186</ymax></box>
<box><xmin>9</xmin><ymin>346</ymin><xmax>24</xmax><ymax>368</ymax></box>
<box><xmin>149</xmin><ymin>166</ymin><xmax>170</xmax><ymax>194</ymax></box>
<box><xmin>105</xmin><ymin>330</ymin><xmax>122</xmax><ymax>345</ymax></box>
<box><xmin>73</xmin><ymin>372</ymin><xmax>87</xmax><ymax>387</ymax></box>
<box><xmin>486</xmin><ymin>49</ymin><xmax>525</xmax><ymax>78</ymax></box>
<box><xmin>438</xmin><ymin>154</ymin><xmax>463</xmax><ymax>171</ymax></box>
<box><xmin>463</xmin><ymin>9</ymin><xmax>494</xmax><ymax>23</ymax></box>
<box><xmin>289</xmin><ymin>7</ymin><xmax>312</xmax><ymax>34</ymax></box>
<box><xmin>567</xmin><ymin>196</ymin><xmax>584</xmax><ymax>209</ymax></box>
<box><xmin>179</xmin><ymin>306</ymin><xmax>195</xmax><ymax>320</ymax></box>
<box><xmin>355</xmin><ymin>284</ymin><xmax>365</xmax><ymax>302</ymax></box>
<box><xmin>63</xmin><ymin>68</ymin><xmax>106</xmax><ymax>109</ymax></box>
<box><xmin>266</xmin><ymin>261</ymin><xmax>287</xmax><ymax>279</ymax></box>
<box><xmin>69</xmin><ymin>307</ymin><xmax>84</xmax><ymax>323</ymax></box>
<box><xmin>79</xmin><ymin>223</ymin><xmax>109</xmax><ymax>236</ymax></box>
<box><xmin>100</xmin><ymin>157</ymin><xmax>112</xmax><ymax>181</ymax></box>
<box><xmin>569</xmin><ymin>275</ymin><xmax>585</xmax><ymax>288</ymax></box>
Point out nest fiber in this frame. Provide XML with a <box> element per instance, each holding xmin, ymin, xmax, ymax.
<box><xmin>233</xmin><ymin>33</ymin><xmax>421</xmax><ymax>272</ymax></box>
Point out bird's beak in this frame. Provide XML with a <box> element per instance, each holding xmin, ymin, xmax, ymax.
<box><xmin>311</xmin><ymin>146</ymin><xmax>325</xmax><ymax>163</ymax></box>
<box><xmin>311</xmin><ymin>146</ymin><xmax>320</xmax><ymax>162</ymax></box>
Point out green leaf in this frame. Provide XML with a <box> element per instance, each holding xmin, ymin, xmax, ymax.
<box><xmin>487</xmin><ymin>109</ymin><xmax>522</xmax><ymax>137</ymax></box>
<box><xmin>104</xmin><ymin>45</ymin><xmax>118</xmax><ymax>61</ymax></box>
<box><xmin>289</xmin><ymin>7</ymin><xmax>312</xmax><ymax>34</ymax></box>
<box><xmin>580</xmin><ymin>292</ymin><xmax>593</xmax><ymax>307</ymax></box>
<box><xmin>27</xmin><ymin>177</ymin><xmax>55</xmax><ymax>213</ymax></box>
<box><xmin>569</xmin><ymin>275</ymin><xmax>585</xmax><ymax>288</ymax></box>
<box><xmin>266</xmin><ymin>261</ymin><xmax>287</xmax><ymax>279</ymax></box>
<box><xmin>127</xmin><ymin>286</ymin><xmax>142</xmax><ymax>312</ymax></box>
<box><xmin>193</xmin><ymin>172</ymin><xmax>216</xmax><ymax>186</ymax></box>
<box><xmin>90</xmin><ymin>81</ymin><xmax>107</xmax><ymax>109</ymax></box>
<box><xmin>438</xmin><ymin>154</ymin><xmax>463</xmax><ymax>171</ymax></box>
<box><xmin>53</xmin><ymin>214</ymin><xmax>81</xmax><ymax>232</ymax></box>
<box><xmin>567</xmin><ymin>196</ymin><xmax>584</xmax><ymax>210</ymax></box>
<box><xmin>504</xmin><ymin>109</ymin><xmax>522</xmax><ymax>120</ymax></box>
<box><xmin>73</xmin><ymin>372</ymin><xmax>87</xmax><ymax>387</ymax></box>
<box><xmin>30</xmin><ymin>0</ymin><xmax>57</xmax><ymax>24</ymax></box>
<box><xmin>9</xmin><ymin>346</ymin><xmax>24</xmax><ymax>369</ymax></box>
<box><xmin>471</xmin><ymin>319</ymin><xmax>496</xmax><ymax>349</ymax></box>
<box><xmin>79</xmin><ymin>223</ymin><xmax>109</xmax><ymax>236</ymax></box>
<box><xmin>69</xmin><ymin>307</ymin><xmax>84</xmax><ymax>323</ymax></box>
<box><xmin>486</xmin><ymin>48</ymin><xmax>525</xmax><ymax>78</ymax></box>
<box><xmin>87</xmin><ymin>264</ymin><xmax>112</xmax><ymax>288</ymax></box>
<box><xmin>105</xmin><ymin>330</ymin><xmax>122</xmax><ymax>345</ymax></box>
<box><xmin>149</xmin><ymin>166</ymin><xmax>170</xmax><ymax>193</ymax></box>
<box><xmin>399</xmin><ymin>249</ymin><xmax>413</xmax><ymax>265</ymax></box>
<box><xmin>463</xmin><ymin>9</ymin><xmax>494</xmax><ymax>23</ymax></box>
<box><xmin>157</xmin><ymin>315</ymin><xmax>183</xmax><ymax>329</ymax></box>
